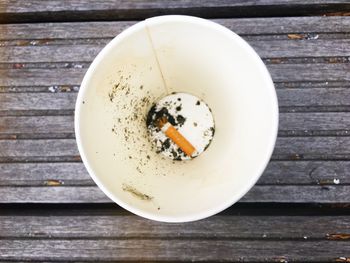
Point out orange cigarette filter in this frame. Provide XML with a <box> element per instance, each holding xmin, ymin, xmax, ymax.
<box><xmin>158</xmin><ymin>117</ymin><xmax>196</xmax><ymax>157</ymax></box>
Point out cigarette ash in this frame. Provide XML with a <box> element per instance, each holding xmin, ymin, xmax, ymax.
<box><xmin>146</xmin><ymin>105</ymin><xmax>187</xmax><ymax>160</ymax></box>
<box><xmin>108</xmin><ymin>73</ymin><xmax>158</xmax><ymax>177</ymax></box>
<box><xmin>146</xmin><ymin>92</ymin><xmax>215</xmax><ymax>161</ymax></box>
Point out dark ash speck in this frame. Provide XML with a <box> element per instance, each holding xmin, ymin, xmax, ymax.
<box><xmin>176</xmin><ymin>115</ymin><xmax>186</xmax><ymax>126</ymax></box>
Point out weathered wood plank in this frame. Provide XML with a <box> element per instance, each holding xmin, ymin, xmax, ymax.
<box><xmin>0</xmin><ymin>68</ymin><xmax>83</xmax><ymax>86</ymax></box>
<box><xmin>0</xmin><ymin>160</ymin><xmax>349</xmax><ymax>186</ymax></box>
<box><xmin>0</xmin><ymin>139</ymin><xmax>78</xmax><ymax>157</ymax></box>
<box><xmin>0</xmin><ymin>163</ymin><xmax>88</xmax><ymax>182</ymax></box>
<box><xmin>250</xmin><ymin>39</ymin><xmax>350</xmax><ymax>58</ymax></box>
<box><xmin>0</xmin><ymin>116</ymin><xmax>74</xmax><ymax>134</ymax></box>
<box><xmin>217</xmin><ymin>16</ymin><xmax>350</xmax><ymax>35</ymax></box>
<box><xmin>0</xmin><ymin>185</ymin><xmax>349</xmax><ymax>203</ymax></box>
<box><xmin>0</xmin><ymin>186</ymin><xmax>109</xmax><ymax>203</ymax></box>
<box><xmin>242</xmin><ymin>185</ymin><xmax>350</xmax><ymax>203</ymax></box>
<box><xmin>1</xmin><ymin>63</ymin><xmax>349</xmax><ymax>86</ymax></box>
<box><xmin>277</xmin><ymin>88</ymin><xmax>350</xmax><ymax>107</ymax></box>
<box><xmin>0</xmin><ymin>215</ymin><xmax>348</xmax><ymax>239</ymax></box>
<box><xmin>261</xmin><ymin>161</ymin><xmax>350</xmax><ymax>184</ymax></box>
<box><xmin>1</xmin><ymin>89</ymin><xmax>349</xmax><ymax>111</ymax></box>
<box><xmin>269</xmin><ymin>63</ymin><xmax>350</xmax><ymax>82</ymax></box>
<box><xmin>1</xmin><ymin>113</ymin><xmax>349</xmax><ymax>137</ymax></box>
<box><xmin>1</xmin><ymin>39</ymin><xmax>349</xmax><ymax>63</ymax></box>
<box><xmin>279</xmin><ymin>112</ymin><xmax>350</xmax><ymax>132</ymax></box>
<box><xmin>0</xmin><ymin>0</ymin><xmax>349</xmax><ymax>22</ymax></box>
<box><xmin>273</xmin><ymin>137</ymin><xmax>350</xmax><ymax>160</ymax></box>
<box><xmin>2</xmin><ymin>0</ymin><xmax>348</xmax><ymax>13</ymax></box>
<box><xmin>0</xmin><ymin>93</ymin><xmax>77</xmax><ymax>110</ymax></box>
<box><xmin>0</xmin><ymin>239</ymin><xmax>349</xmax><ymax>261</ymax></box>
<box><xmin>0</xmin><ymin>21</ymin><xmax>134</xmax><ymax>40</ymax></box>
<box><xmin>0</xmin><ymin>17</ymin><xmax>349</xmax><ymax>41</ymax></box>
<box><xmin>1</xmin><ymin>137</ymin><xmax>350</xmax><ymax>161</ymax></box>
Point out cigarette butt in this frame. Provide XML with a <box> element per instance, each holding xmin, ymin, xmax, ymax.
<box><xmin>162</xmin><ymin>122</ymin><xmax>196</xmax><ymax>157</ymax></box>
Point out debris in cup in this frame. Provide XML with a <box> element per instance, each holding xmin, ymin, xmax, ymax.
<box><xmin>157</xmin><ymin>116</ymin><xmax>197</xmax><ymax>157</ymax></box>
<box><xmin>122</xmin><ymin>183</ymin><xmax>153</xmax><ymax>201</ymax></box>
<box><xmin>147</xmin><ymin>92</ymin><xmax>215</xmax><ymax>161</ymax></box>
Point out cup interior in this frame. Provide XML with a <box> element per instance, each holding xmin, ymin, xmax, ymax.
<box><xmin>75</xmin><ymin>16</ymin><xmax>278</xmax><ymax>222</ymax></box>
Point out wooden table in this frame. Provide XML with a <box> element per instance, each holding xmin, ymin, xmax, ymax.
<box><xmin>1</xmin><ymin>1</ymin><xmax>350</xmax><ymax>262</ymax></box>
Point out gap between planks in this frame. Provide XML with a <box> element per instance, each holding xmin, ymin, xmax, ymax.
<box><xmin>0</xmin><ymin>3</ymin><xmax>350</xmax><ymax>22</ymax></box>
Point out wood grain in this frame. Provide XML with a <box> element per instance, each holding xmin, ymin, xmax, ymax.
<box><xmin>0</xmin><ymin>1</ymin><xmax>349</xmax><ymax>22</ymax></box>
<box><xmin>279</xmin><ymin>112</ymin><xmax>350</xmax><ymax>132</ymax></box>
<box><xmin>1</xmin><ymin>112</ymin><xmax>349</xmax><ymax>134</ymax></box>
<box><xmin>2</xmin><ymin>1</ymin><xmax>348</xmax><ymax>13</ymax></box>
<box><xmin>1</xmin><ymin>39</ymin><xmax>349</xmax><ymax>63</ymax></box>
<box><xmin>0</xmin><ymin>3</ymin><xmax>350</xmax><ymax>263</ymax></box>
<box><xmin>242</xmin><ymin>185</ymin><xmax>350</xmax><ymax>203</ymax></box>
<box><xmin>1</xmin><ymin>136</ymin><xmax>350</xmax><ymax>160</ymax></box>
<box><xmin>0</xmin><ymin>162</ymin><xmax>88</xmax><ymax>183</ymax></box>
<box><xmin>1</xmin><ymin>88</ymin><xmax>349</xmax><ymax>112</ymax></box>
<box><xmin>0</xmin><ymin>186</ymin><xmax>108</xmax><ymax>203</ymax></box>
<box><xmin>1</xmin><ymin>63</ymin><xmax>349</xmax><ymax>87</ymax></box>
<box><xmin>261</xmin><ymin>161</ymin><xmax>350</xmax><ymax>184</ymax></box>
<box><xmin>0</xmin><ymin>116</ymin><xmax>74</xmax><ymax>134</ymax></box>
<box><xmin>0</xmin><ymin>93</ymin><xmax>77</xmax><ymax>111</ymax></box>
<box><xmin>0</xmin><ymin>17</ymin><xmax>349</xmax><ymax>41</ymax></box>
<box><xmin>0</xmin><ymin>215</ymin><xmax>348</xmax><ymax>239</ymax></box>
<box><xmin>0</xmin><ymin>160</ymin><xmax>349</xmax><ymax>186</ymax></box>
<box><xmin>0</xmin><ymin>239</ymin><xmax>349</xmax><ymax>261</ymax></box>
<box><xmin>0</xmin><ymin>185</ymin><xmax>349</xmax><ymax>203</ymax></box>
<box><xmin>0</xmin><ymin>139</ymin><xmax>78</xmax><ymax>157</ymax></box>
<box><xmin>273</xmin><ymin>136</ymin><xmax>350</xmax><ymax>160</ymax></box>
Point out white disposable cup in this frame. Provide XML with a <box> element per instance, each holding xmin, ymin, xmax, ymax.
<box><xmin>75</xmin><ymin>15</ymin><xmax>278</xmax><ymax>222</ymax></box>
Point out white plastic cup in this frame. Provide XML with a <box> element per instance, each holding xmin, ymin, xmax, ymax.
<box><xmin>75</xmin><ymin>15</ymin><xmax>278</xmax><ymax>222</ymax></box>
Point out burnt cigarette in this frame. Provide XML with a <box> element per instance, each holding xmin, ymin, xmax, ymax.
<box><xmin>157</xmin><ymin>117</ymin><xmax>196</xmax><ymax>157</ymax></box>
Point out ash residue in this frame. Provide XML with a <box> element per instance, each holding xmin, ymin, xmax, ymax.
<box><xmin>146</xmin><ymin>95</ymin><xmax>188</xmax><ymax>161</ymax></box>
<box><xmin>176</xmin><ymin>115</ymin><xmax>186</xmax><ymax>126</ymax></box>
<box><xmin>108</xmin><ymin>73</ymin><xmax>156</xmax><ymax>175</ymax></box>
<box><xmin>146</xmin><ymin>92</ymin><xmax>215</xmax><ymax>161</ymax></box>
<box><xmin>108</xmin><ymin>83</ymin><xmax>120</xmax><ymax>102</ymax></box>
<box><xmin>161</xmin><ymin>138</ymin><xmax>171</xmax><ymax>152</ymax></box>
<box><xmin>146</xmin><ymin>105</ymin><xmax>186</xmax><ymax>128</ymax></box>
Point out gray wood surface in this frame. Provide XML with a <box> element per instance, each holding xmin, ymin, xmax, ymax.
<box><xmin>2</xmin><ymin>39</ymin><xmax>349</xmax><ymax>63</ymax></box>
<box><xmin>0</xmin><ymin>239</ymin><xmax>349</xmax><ymax>262</ymax></box>
<box><xmin>0</xmin><ymin>139</ymin><xmax>78</xmax><ymax>157</ymax></box>
<box><xmin>2</xmin><ymin>137</ymin><xmax>350</xmax><ymax>160</ymax></box>
<box><xmin>1</xmin><ymin>185</ymin><xmax>350</xmax><ymax>203</ymax></box>
<box><xmin>1</xmin><ymin>0</ymin><xmax>348</xmax><ymax>13</ymax></box>
<box><xmin>0</xmin><ymin>116</ymin><xmax>74</xmax><ymax>134</ymax></box>
<box><xmin>1</xmin><ymin>161</ymin><xmax>350</xmax><ymax>186</ymax></box>
<box><xmin>1</xmin><ymin>63</ymin><xmax>349</xmax><ymax>87</ymax></box>
<box><xmin>1</xmin><ymin>112</ymin><xmax>349</xmax><ymax>136</ymax></box>
<box><xmin>1</xmin><ymin>1</ymin><xmax>349</xmax><ymax>23</ymax></box>
<box><xmin>1</xmin><ymin>88</ymin><xmax>349</xmax><ymax>111</ymax></box>
<box><xmin>0</xmin><ymin>4</ymin><xmax>350</xmax><ymax>262</ymax></box>
<box><xmin>0</xmin><ymin>215</ymin><xmax>348</xmax><ymax>238</ymax></box>
<box><xmin>1</xmin><ymin>17</ymin><xmax>349</xmax><ymax>40</ymax></box>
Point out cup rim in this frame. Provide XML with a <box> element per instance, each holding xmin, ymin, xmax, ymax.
<box><xmin>75</xmin><ymin>15</ymin><xmax>279</xmax><ymax>223</ymax></box>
